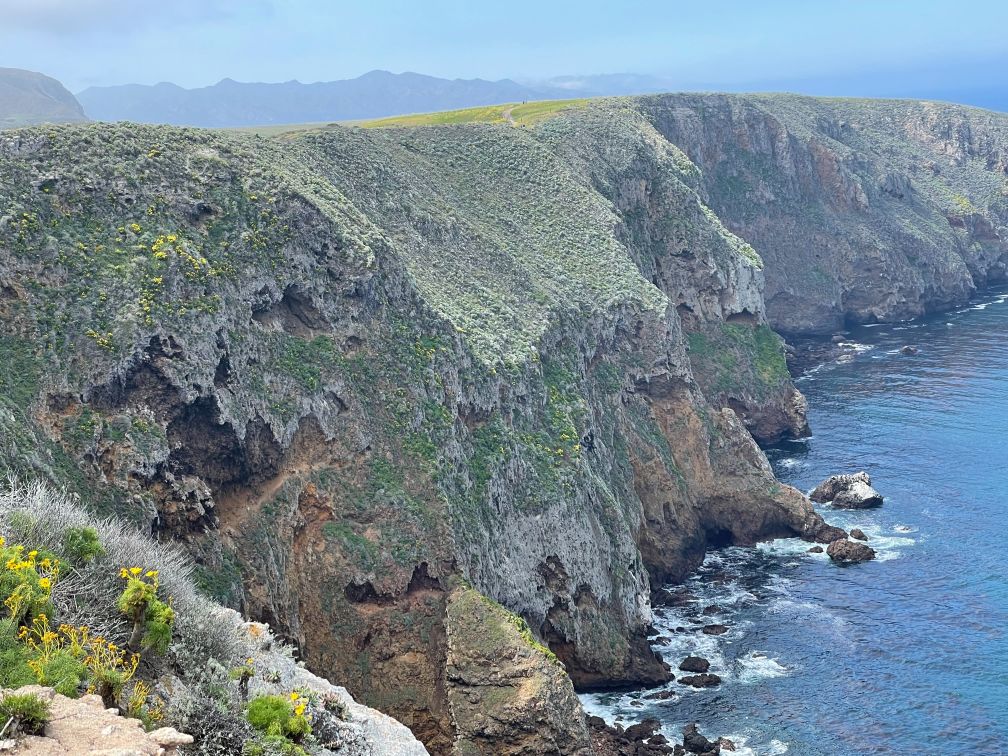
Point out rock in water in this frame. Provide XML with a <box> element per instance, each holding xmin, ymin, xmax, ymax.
<box><xmin>682</xmin><ymin>722</ymin><xmax>720</xmax><ymax>753</ymax></box>
<box><xmin>680</xmin><ymin>673</ymin><xmax>722</xmax><ymax>688</ymax></box>
<box><xmin>900</xmin><ymin>345</ymin><xmax>919</xmax><ymax>355</ymax></box>
<box><xmin>811</xmin><ymin>471</ymin><xmax>884</xmax><ymax>508</ymax></box>
<box><xmin>808</xmin><ymin>545</ymin><xmax>824</xmax><ymax>553</ymax></box>
<box><xmin>701</xmin><ymin>624</ymin><xmax>729</xmax><ymax>635</ymax></box>
<box><xmin>850</xmin><ymin>528</ymin><xmax>869</xmax><ymax>541</ymax></box>
<box><xmin>679</xmin><ymin>656</ymin><xmax>711</xmax><ymax>673</ymax></box>
<box><xmin>827</xmin><ymin>538</ymin><xmax>877</xmax><ymax>564</ymax></box>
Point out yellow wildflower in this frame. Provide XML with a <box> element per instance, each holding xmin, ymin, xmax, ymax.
<box><xmin>129</xmin><ymin>567</ymin><xmax>142</xmax><ymax>576</ymax></box>
<box><xmin>289</xmin><ymin>692</ymin><xmax>300</xmax><ymax>701</ymax></box>
<box><xmin>37</xmin><ymin>577</ymin><xmax>51</xmax><ymax>590</ymax></box>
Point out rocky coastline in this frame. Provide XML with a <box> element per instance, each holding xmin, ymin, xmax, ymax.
<box><xmin>1</xmin><ymin>92</ymin><xmax>1007</xmax><ymax>753</ymax></box>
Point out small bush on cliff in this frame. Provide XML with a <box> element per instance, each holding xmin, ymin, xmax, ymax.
<box><xmin>0</xmin><ymin>691</ymin><xmax>50</xmax><ymax>736</ymax></box>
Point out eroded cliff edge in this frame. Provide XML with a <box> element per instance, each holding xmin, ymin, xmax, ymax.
<box><xmin>640</xmin><ymin>93</ymin><xmax>1008</xmax><ymax>335</ymax></box>
<box><xmin>0</xmin><ymin>101</ymin><xmax>859</xmax><ymax>753</ymax></box>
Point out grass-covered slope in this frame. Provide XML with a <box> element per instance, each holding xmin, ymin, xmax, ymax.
<box><xmin>0</xmin><ymin>102</ymin><xmax>825</xmax><ymax>752</ymax></box>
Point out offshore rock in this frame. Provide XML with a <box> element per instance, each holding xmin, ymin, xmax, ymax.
<box><xmin>827</xmin><ymin>538</ymin><xmax>877</xmax><ymax>564</ymax></box>
<box><xmin>811</xmin><ymin>472</ymin><xmax>884</xmax><ymax>508</ymax></box>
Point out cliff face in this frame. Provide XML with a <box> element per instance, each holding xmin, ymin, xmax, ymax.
<box><xmin>641</xmin><ymin>94</ymin><xmax>1008</xmax><ymax>334</ymax></box>
<box><xmin>0</xmin><ymin>104</ymin><xmax>828</xmax><ymax>753</ymax></box>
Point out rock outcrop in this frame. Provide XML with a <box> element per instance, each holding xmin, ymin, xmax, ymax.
<box><xmin>811</xmin><ymin>472</ymin><xmax>884</xmax><ymax>508</ymax></box>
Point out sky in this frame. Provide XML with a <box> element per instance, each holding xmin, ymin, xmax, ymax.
<box><xmin>2</xmin><ymin>0</ymin><xmax>1007</xmax><ymax>104</ymax></box>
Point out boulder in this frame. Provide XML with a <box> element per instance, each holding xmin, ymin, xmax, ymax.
<box><xmin>679</xmin><ymin>673</ymin><xmax>722</xmax><ymax>688</ymax></box>
<box><xmin>827</xmin><ymin>538</ymin><xmax>876</xmax><ymax>564</ymax></box>
<box><xmin>850</xmin><ymin>528</ymin><xmax>868</xmax><ymax>541</ymax></box>
<box><xmin>718</xmin><ymin>737</ymin><xmax>737</xmax><ymax>751</ymax></box>
<box><xmin>678</xmin><ymin>656</ymin><xmax>710</xmax><ymax>673</ymax></box>
<box><xmin>682</xmin><ymin>722</ymin><xmax>720</xmax><ymax>754</ymax></box>
<box><xmin>900</xmin><ymin>345</ymin><xmax>919</xmax><ymax>355</ymax></box>
<box><xmin>810</xmin><ymin>522</ymin><xmax>848</xmax><ymax>543</ymax></box>
<box><xmin>808</xmin><ymin>545</ymin><xmax>824</xmax><ymax>553</ymax></box>
<box><xmin>701</xmin><ymin>624</ymin><xmax>728</xmax><ymax>635</ymax></box>
<box><xmin>811</xmin><ymin>472</ymin><xmax>883</xmax><ymax>508</ymax></box>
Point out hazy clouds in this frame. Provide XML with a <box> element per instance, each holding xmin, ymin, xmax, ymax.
<box><xmin>0</xmin><ymin>0</ymin><xmax>272</xmax><ymax>34</ymax></box>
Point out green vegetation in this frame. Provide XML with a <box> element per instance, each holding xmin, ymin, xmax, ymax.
<box><xmin>687</xmin><ymin>322</ymin><xmax>789</xmax><ymax>399</ymax></box>
<box><xmin>358</xmin><ymin>98</ymin><xmax>590</xmax><ymax>128</ymax></box>
<box><xmin>0</xmin><ymin>691</ymin><xmax>50</xmax><ymax>736</ymax></box>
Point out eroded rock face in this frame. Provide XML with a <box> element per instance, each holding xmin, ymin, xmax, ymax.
<box><xmin>640</xmin><ymin>94</ymin><xmax>1008</xmax><ymax>335</ymax></box>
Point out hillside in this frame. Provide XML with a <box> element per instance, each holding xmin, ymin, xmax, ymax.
<box><xmin>0</xmin><ymin>68</ymin><xmax>88</xmax><ymax>129</ymax></box>
<box><xmin>2</xmin><ymin>93</ymin><xmax>1005</xmax><ymax>753</ymax></box>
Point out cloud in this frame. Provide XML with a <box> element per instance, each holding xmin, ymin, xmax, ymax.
<box><xmin>0</xmin><ymin>0</ymin><xmax>271</xmax><ymax>35</ymax></box>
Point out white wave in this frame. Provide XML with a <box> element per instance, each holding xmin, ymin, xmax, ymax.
<box><xmin>737</xmin><ymin>651</ymin><xmax>789</xmax><ymax>683</ymax></box>
<box><xmin>776</xmin><ymin>457</ymin><xmax>803</xmax><ymax>469</ymax></box>
<box><xmin>893</xmin><ymin>523</ymin><xmax>916</xmax><ymax>533</ymax></box>
<box><xmin>971</xmin><ymin>303</ymin><xmax>989</xmax><ymax>310</ymax></box>
<box><xmin>837</xmin><ymin>341</ymin><xmax>874</xmax><ymax>353</ymax></box>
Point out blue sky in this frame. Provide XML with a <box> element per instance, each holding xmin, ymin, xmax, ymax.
<box><xmin>1</xmin><ymin>0</ymin><xmax>1006</xmax><ymax>101</ymax></box>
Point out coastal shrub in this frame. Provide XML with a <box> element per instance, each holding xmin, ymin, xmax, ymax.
<box><xmin>0</xmin><ymin>691</ymin><xmax>50</xmax><ymax>736</ymax></box>
<box><xmin>117</xmin><ymin>567</ymin><xmax>175</xmax><ymax>653</ymax></box>
<box><xmin>247</xmin><ymin>692</ymin><xmax>311</xmax><ymax>739</ymax></box>
<box><xmin>62</xmin><ymin>526</ymin><xmax>104</xmax><ymax>566</ymax></box>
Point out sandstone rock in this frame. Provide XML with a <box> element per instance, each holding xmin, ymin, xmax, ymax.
<box><xmin>811</xmin><ymin>472</ymin><xmax>884</xmax><ymax>508</ymax></box>
<box><xmin>678</xmin><ymin>656</ymin><xmax>711</xmax><ymax>673</ymax></box>
<box><xmin>444</xmin><ymin>586</ymin><xmax>591</xmax><ymax>755</ymax></box>
<box><xmin>850</xmin><ymin>528</ymin><xmax>869</xmax><ymax>541</ymax></box>
<box><xmin>808</xmin><ymin>522</ymin><xmax>848</xmax><ymax>544</ymax></box>
<box><xmin>827</xmin><ymin>538</ymin><xmax>877</xmax><ymax>564</ymax></box>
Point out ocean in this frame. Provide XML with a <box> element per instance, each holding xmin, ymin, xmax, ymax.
<box><xmin>582</xmin><ymin>287</ymin><xmax>1008</xmax><ymax>754</ymax></box>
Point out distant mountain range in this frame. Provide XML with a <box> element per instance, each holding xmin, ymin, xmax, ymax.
<box><xmin>0</xmin><ymin>67</ymin><xmax>88</xmax><ymax>128</ymax></box>
<box><xmin>76</xmin><ymin>70</ymin><xmax>677</xmax><ymax>128</ymax></box>
<box><xmin>8</xmin><ymin>66</ymin><xmax>1007</xmax><ymax>132</ymax></box>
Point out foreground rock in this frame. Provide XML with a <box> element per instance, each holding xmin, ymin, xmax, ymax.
<box><xmin>827</xmin><ymin>538</ymin><xmax>877</xmax><ymax>564</ymax></box>
<box><xmin>811</xmin><ymin>472</ymin><xmax>884</xmax><ymax>508</ymax></box>
<box><xmin>0</xmin><ymin>685</ymin><xmax>190</xmax><ymax>755</ymax></box>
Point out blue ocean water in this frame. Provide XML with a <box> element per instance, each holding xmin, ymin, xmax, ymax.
<box><xmin>583</xmin><ymin>288</ymin><xmax>1008</xmax><ymax>754</ymax></box>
